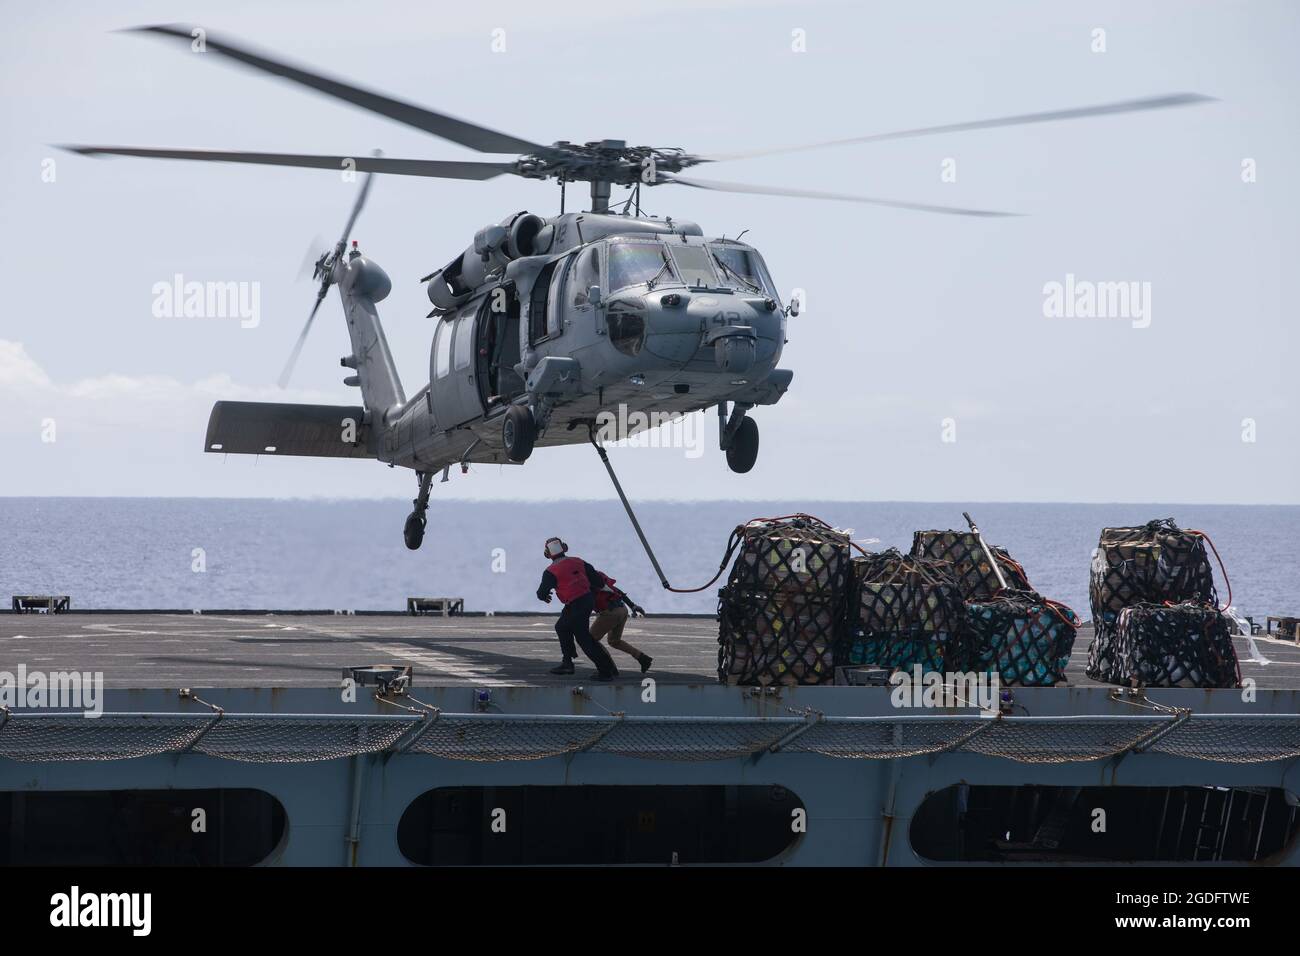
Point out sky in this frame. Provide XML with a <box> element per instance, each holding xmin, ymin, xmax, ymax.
<box><xmin>1</xmin><ymin>0</ymin><xmax>1296</xmax><ymax>503</ymax></box>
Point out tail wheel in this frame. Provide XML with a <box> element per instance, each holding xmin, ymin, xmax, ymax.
<box><xmin>403</xmin><ymin>512</ymin><xmax>427</xmax><ymax>550</ymax></box>
<box><xmin>503</xmin><ymin>405</ymin><xmax>536</xmax><ymax>462</ymax></box>
<box><xmin>725</xmin><ymin>417</ymin><xmax>759</xmax><ymax>474</ymax></box>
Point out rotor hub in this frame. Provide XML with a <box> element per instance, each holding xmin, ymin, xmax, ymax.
<box><xmin>515</xmin><ymin>141</ymin><xmax>703</xmax><ymax>187</ymax></box>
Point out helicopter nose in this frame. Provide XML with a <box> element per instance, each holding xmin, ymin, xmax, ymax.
<box><xmin>621</xmin><ymin>294</ymin><xmax>699</xmax><ymax>364</ymax></box>
<box><xmin>635</xmin><ymin>291</ymin><xmax>774</xmax><ymax>368</ymax></box>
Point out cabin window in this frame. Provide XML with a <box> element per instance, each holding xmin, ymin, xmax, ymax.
<box><xmin>398</xmin><ymin>785</ymin><xmax>804</xmax><ymax>866</ymax></box>
<box><xmin>435</xmin><ymin>319</ymin><xmax>453</xmax><ymax>378</ymax></box>
<box><xmin>454</xmin><ymin>312</ymin><xmax>474</xmax><ymax>372</ymax></box>
<box><xmin>608</xmin><ymin>241</ymin><xmax>675</xmax><ymax>294</ymax></box>
<box><xmin>480</xmin><ymin>285</ymin><xmax>524</xmax><ymax>404</ymax></box>
<box><xmin>667</xmin><ymin>244</ymin><xmax>718</xmax><ymax>288</ymax></box>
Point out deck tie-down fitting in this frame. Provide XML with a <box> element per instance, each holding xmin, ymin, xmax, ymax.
<box><xmin>767</xmin><ymin>708</ymin><xmax>824</xmax><ymax>753</ymax></box>
<box><xmin>1130</xmin><ymin>708</ymin><xmax>1194</xmax><ymax>754</ymax></box>
<box><xmin>391</xmin><ymin>708</ymin><xmax>442</xmax><ymax>755</ymax></box>
<box><xmin>178</xmin><ymin>689</ymin><xmax>225</xmax><ymax>753</ymax></box>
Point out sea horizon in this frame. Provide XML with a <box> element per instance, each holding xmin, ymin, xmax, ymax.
<box><xmin>2</xmin><ymin>498</ymin><xmax>1294</xmax><ymax>619</ymax></box>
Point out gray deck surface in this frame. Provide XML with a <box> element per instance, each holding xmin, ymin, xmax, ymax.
<box><xmin>1</xmin><ymin>613</ymin><xmax>1295</xmax><ymax>690</ymax></box>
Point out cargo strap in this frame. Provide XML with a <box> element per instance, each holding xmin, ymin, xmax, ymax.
<box><xmin>587</xmin><ymin>427</ymin><xmax>871</xmax><ymax>596</ymax></box>
<box><xmin>587</xmin><ymin>426</ymin><xmax>739</xmax><ymax>593</ymax></box>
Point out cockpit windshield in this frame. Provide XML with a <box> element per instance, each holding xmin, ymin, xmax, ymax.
<box><xmin>709</xmin><ymin>245</ymin><xmax>774</xmax><ymax>296</ymax></box>
<box><xmin>667</xmin><ymin>244</ymin><xmax>719</xmax><ymax>288</ymax></box>
<box><xmin>608</xmin><ymin>241</ymin><xmax>677</xmax><ymax>294</ymax></box>
<box><xmin>606</xmin><ymin>239</ymin><xmax>774</xmax><ymax>296</ymax></box>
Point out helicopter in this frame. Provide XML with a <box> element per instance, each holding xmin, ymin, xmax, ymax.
<box><xmin>64</xmin><ymin>25</ymin><xmax>1213</xmax><ymax>549</ymax></box>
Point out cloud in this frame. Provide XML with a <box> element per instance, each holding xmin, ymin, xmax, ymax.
<box><xmin>0</xmin><ymin>338</ymin><xmax>335</xmax><ymax>428</ymax></box>
<box><xmin>0</xmin><ymin>340</ymin><xmax>53</xmax><ymax>390</ymax></box>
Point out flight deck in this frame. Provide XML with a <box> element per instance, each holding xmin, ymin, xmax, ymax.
<box><xmin>1</xmin><ymin>612</ymin><xmax>1294</xmax><ymax>690</ymax></box>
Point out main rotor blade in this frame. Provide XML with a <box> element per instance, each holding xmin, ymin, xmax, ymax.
<box><xmin>340</xmin><ymin>155</ymin><xmax>379</xmax><ymax>246</ymax></box>
<box><xmin>278</xmin><ymin>295</ymin><xmax>326</xmax><ymax>389</ymax></box>
<box><xmin>663</xmin><ymin>174</ymin><xmax>1018</xmax><ymax>217</ymax></box>
<box><xmin>703</xmin><ymin>92</ymin><xmax>1215</xmax><ymax>162</ymax></box>
<box><xmin>60</xmin><ymin>145</ymin><xmax>515</xmax><ymax>180</ymax></box>
<box><xmin>128</xmin><ymin>24</ymin><xmax>542</xmax><ymax>155</ymax></box>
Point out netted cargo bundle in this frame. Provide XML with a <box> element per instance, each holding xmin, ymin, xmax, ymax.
<box><xmin>965</xmin><ymin>590</ymin><xmax>1079</xmax><ymax>686</ymax></box>
<box><xmin>724</xmin><ymin>515</ymin><xmax>853</xmax><ymax>596</ymax></box>
<box><xmin>717</xmin><ymin>515</ymin><xmax>852</xmax><ymax>685</ymax></box>
<box><xmin>845</xmin><ymin>550</ymin><xmax>969</xmax><ymax>671</ymax></box>
<box><xmin>910</xmin><ymin>530</ymin><xmax>1032</xmax><ymax>601</ymax></box>
<box><xmin>718</xmin><ymin>590</ymin><xmax>838</xmax><ymax>685</ymax></box>
<box><xmin>1102</xmin><ymin>602</ymin><xmax>1240</xmax><ymax>688</ymax></box>
<box><xmin>1088</xmin><ymin>518</ymin><xmax>1218</xmax><ymax>629</ymax></box>
<box><xmin>1086</xmin><ymin>518</ymin><xmax>1221</xmax><ymax>681</ymax></box>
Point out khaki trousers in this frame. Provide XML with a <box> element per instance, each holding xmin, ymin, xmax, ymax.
<box><xmin>590</xmin><ymin>605</ymin><xmax>644</xmax><ymax>661</ymax></box>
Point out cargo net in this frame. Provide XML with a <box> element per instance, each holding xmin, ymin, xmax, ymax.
<box><xmin>910</xmin><ymin>530</ymin><xmax>1032</xmax><ymax>601</ymax></box>
<box><xmin>846</xmin><ymin>551</ymin><xmax>970</xmax><ymax>671</ymax></box>
<box><xmin>718</xmin><ymin>590</ymin><xmax>838</xmax><ymax>686</ymax></box>
<box><xmin>965</xmin><ymin>590</ymin><xmax>1080</xmax><ymax>686</ymax></box>
<box><xmin>724</xmin><ymin>515</ymin><xmax>853</xmax><ymax>595</ymax></box>
<box><xmin>1086</xmin><ymin>518</ymin><xmax>1224</xmax><ymax>684</ymax></box>
<box><xmin>717</xmin><ymin>516</ymin><xmax>852</xmax><ymax>686</ymax></box>
<box><xmin>1100</xmin><ymin>603</ymin><xmax>1241</xmax><ymax>688</ymax></box>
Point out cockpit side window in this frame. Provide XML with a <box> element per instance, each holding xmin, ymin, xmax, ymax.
<box><xmin>608</xmin><ymin>241</ymin><xmax>677</xmax><ymax>294</ymax></box>
<box><xmin>528</xmin><ymin>260</ymin><xmax>558</xmax><ymax>345</ymax></box>
<box><xmin>570</xmin><ymin>246</ymin><xmax>601</xmax><ymax>307</ymax></box>
<box><xmin>547</xmin><ymin>254</ymin><xmax>571</xmax><ymax>336</ymax></box>
<box><xmin>709</xmin><ymin>245</ymin><xmax>775</xmax><ymax>296</ymax></box>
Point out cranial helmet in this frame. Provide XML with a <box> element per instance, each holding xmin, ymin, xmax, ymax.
<box><xmin>544</xmin><ymin>537</ymin><xmax>568</xmax><ymax>559</ymax></box>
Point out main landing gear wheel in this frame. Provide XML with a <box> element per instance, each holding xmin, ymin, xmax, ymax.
<box><xmin>403</xmin><ymin>511</ymin><xmax>426</xmax><ymax>550</ymax></box>
<box><xmin>503</xmin><ymin>405</ymin><xmax>536</xmax><ymax>463</ymax></box>
<box><xmin>725</xmin><ymin>416</ymin><xmax>759</xmax><ymax>474</ymax></box>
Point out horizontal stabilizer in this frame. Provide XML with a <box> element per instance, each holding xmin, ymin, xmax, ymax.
<box><xmin>204</xmin><ymin>401</ymin><xmax>373</xmax><ymax>458</ymax></box>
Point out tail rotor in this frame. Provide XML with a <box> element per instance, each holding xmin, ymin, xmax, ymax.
<box><xmin>278</xmin><ymin>151</ymin><xmax>380</xmax><ymax>389</ymax></box>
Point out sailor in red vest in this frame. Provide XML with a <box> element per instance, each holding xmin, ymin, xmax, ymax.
<box><xmin>590</xmin><ymin>571</ymin><xmax>653</xmax><ymax>673</ymax></box>
<box><xmin>536</xmin><ymin>537</ymin><xmax>619</xmax><ymax>680</ymax></box>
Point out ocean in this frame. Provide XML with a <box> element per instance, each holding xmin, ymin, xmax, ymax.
<box><xmin>0</xmin><ymin>498</ymin><xmax>1295</xmax><ymax>620</ymax></box>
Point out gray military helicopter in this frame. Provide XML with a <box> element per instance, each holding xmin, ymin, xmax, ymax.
<box><xmin>65</xmin><ymin>26</ymin><xmax>1212</xmax><ymax>549</ymax></box>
